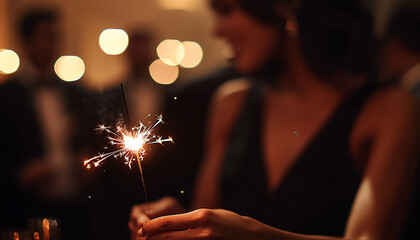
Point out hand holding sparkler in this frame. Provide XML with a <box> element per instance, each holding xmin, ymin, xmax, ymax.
<box><xmin>136</xmin><ymin>209</ymin><xmax>265</xmax><ymax>240</ymax></box>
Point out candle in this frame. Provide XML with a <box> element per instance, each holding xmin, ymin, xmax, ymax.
<box><xmin>42</xmin><ymin>219</ymin><xmax>50</xmax><ymax>240</ymax></box>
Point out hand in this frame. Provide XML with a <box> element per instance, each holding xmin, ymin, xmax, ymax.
<box><xmin>137</xmin><ymin>208</ymin><xmax>265</xmax><ymax>240</ymax></box>
<box><xmin>128</xmin><ymin>196</ymin><xmax>185</xmax><ymax>240</ymax></box>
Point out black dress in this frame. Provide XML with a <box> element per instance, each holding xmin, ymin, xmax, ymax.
<box><xmin>221</xmin><ymin>82</ymin><xmax>375</xmax><ymax>236</ymax></box>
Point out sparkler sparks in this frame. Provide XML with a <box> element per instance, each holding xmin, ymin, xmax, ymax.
<box><xmin>84</xmin><ymin>114</ymin><xmax>173</xmax><ymax>170</ymax></box>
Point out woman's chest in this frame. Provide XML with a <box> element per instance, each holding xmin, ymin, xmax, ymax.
<box><xmin>262</xmin><ymin>97</ymin><xmax>342</xmax><ymax>191</ymax></box>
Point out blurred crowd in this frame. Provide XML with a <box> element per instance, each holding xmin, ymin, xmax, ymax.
<box><xmin>0</xmin><ymin>0</ymin><xmax>420</xmax><ymax>240</ymax></box>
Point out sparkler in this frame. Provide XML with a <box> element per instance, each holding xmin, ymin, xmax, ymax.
<box><xmin>84</xmin><ymin>84</ymin><xmax>173</xmax><ymax>217</ymax></box>
<box><xmin>83</xmin><ymin>115</ymin><xmax>173</xmax><ymax>170</ymax></box>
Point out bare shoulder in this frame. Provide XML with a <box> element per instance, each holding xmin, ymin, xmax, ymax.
<box><xmin>208</xmin><ymin>78</ymin><xmax>253</xmax><ymax>136</ymax></box>
<box><xmin>211</xmin><ymin>78</ymin><xmax>252</xmax><ymax>119</ymax></box>
<box><xmin>351</xmin><ymin>87</ymin><xmax>420</xmax><ymax>162</ymax></box>
<box><xmin>213</xmin><ymin>77</ymin><xmax>252</xmax><ymax>105</ymax></box>
<box><xmin>360</xmin><ymin>87</ymin><xmax>420</xmax><ymax>124</ymax></box>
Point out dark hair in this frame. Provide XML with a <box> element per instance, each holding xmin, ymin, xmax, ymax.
<box><xmin>19</xmin><ymin>9</ymin><xmax>57</xmax><ymax>42</ymax></box>
<box><xmin>238</xmin><ymin>0</ymin><xmax>375</xmax><ymax>77</ymax></box>
<box><xmin>384</xmin><ymin>6</ymin><xmax>420</xmax><ymax>54</ymax></box>
<box><xmin>237</xmin><ymin>0</ymin><xmax>279</xmax><ymax>25</ymax></box>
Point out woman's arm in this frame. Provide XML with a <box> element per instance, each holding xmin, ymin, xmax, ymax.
<box><xmin>345</xmin><ymin>88</ymin><xmax>420</xmax><ymax>239</ymax></box>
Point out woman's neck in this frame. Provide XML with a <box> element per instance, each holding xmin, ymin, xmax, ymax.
<box><xmin>277</xmin><ymin>37</ymin><xmax>334</xmax><ymax>96</ymax></box>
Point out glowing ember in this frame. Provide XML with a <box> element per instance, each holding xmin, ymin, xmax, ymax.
<box><xmin>124</xmin><ymin>135</ymin><xmax>145</xmax><ymax>151</ymax></box>
<box><xmin>84</xmin><ymin>114</ymin><xmax>173</xmax><ymax>169</ymax></box>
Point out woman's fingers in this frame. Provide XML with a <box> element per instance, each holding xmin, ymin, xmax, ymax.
<box><xmin>128</xmin><ymin>216</ymin><xmax>148</xmax><ymax>232</ymax></box>
<box><xmin>139</xmin><ymin>209</ymin><xmax>213</xmax><ymax>237</ymax></box>
<box><xmin>129</xmin><ymin>196</ymin><xmax>186</xmax><ymax>237</ymax></box>
<box><xmin>129</xmin><ymin>204</ymin><xmax>150</xmax><ymax>232</ymax></box>
<box><xmin>149</xmin><ymin>196</ymin><xmax>185</xmax><ymax>218</ymax></box>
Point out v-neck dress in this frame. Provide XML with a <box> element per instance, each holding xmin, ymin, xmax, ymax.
<box><xmin>220</xmin><ymin>82</ymin><xmax>375</xmax><ymax>236</ymax></box>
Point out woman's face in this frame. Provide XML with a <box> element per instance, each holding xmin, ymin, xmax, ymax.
<box><xmin>211</xmin><ymin>0</ymin><xmax>280</xmax><ymax>74</ymax></box>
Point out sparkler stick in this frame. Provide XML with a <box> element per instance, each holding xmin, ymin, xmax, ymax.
<box><xmin>135</xmin><ymin>151</ymin><xmax>150</xmax><ymax>217</ymax></box>
<box><xmin>120</xmin><ymin>83</ymin><xmax>151</xmax><ymax>217</ymax></box>
<box><xmin>120</xmin><ymin>83</ymin><xmax>131</xmax><ymax>124</ymax></box>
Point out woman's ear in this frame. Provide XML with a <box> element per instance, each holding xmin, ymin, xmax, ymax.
<box><xmin>275</xmin><ymin>0</ymin><xmax>300</xmax><ymax>38</ymax></box>
<box><xmin>285</xmin><ymin>16</ymin><xmax>299</xmax><ymax>38</ymax></box>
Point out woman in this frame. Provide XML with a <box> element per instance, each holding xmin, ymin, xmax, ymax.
<box><xmin>129</xmin><ymin>0</ymin><xmax>420</xmax><ymax>239</ymax></box>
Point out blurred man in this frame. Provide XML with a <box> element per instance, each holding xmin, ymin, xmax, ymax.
<box><xmin>0</xmin><ymin>8</ymin><xmax>90</xmax><ymax>238</ymax></box>
<box><xmin>124</xmin><ymin>29</ymin><xmax>166</xmax><ymax>121</ymax></box>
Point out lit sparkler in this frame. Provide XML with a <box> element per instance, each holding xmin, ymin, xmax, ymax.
<box><xmin>83</xmin><ymin>114</ymin><xmax>173</xmax><ymax>170</ymax></box>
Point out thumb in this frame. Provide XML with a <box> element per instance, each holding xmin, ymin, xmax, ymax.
<box><xmin>136</xmin><ymin>215</ymin><xmax>150</xmax><ymax>228</ymax></box>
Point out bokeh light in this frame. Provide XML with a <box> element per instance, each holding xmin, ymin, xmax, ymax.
<box><xmin>149</xmin><ymin>59</ymin><xmax>179</xmax><ymax>85</ymax></box>
<box><xmin>99</xmin><ymin>29</ymin><xmax>129</xmax><ymax>55</ymax></box>
<box><xmin>0</xmin><ymin>49</ymin><xmax>20</xmax><ymax>74</ymax></box>
<box><xmin>180</xmin><ymin>41</ymin><xmax>203</xmax><ymax>68</ymax></box>
<box><xmin>156</xmin><ymin>39</ymin><xmax>185</xmax><ymax>66</ymax></box>
<box><xmin>157</xmin><ymin>0</ymin><xmax>199</xmax><ymax>11</ymax></box>
<box><xmin>54</xmin><ymin>56</ymin><xmax>85</xmax><ymax>82</ymax></box>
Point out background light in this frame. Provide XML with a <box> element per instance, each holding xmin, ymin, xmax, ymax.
<box><xmin>157</xmin><ymin>0</ymin><xmax>200</xmax><ymax>11</ymax></box>
<box><xmin>0</xmin><ymin>49</ymin><xmax>20</xmax><ymax>74</ymax></box>
<box><xmin>54</xmin><ymin>56</ymin><xmax>85</xmax><ymax>82</ymax></box>
<box><xmin>180</xmin><ymin>41</ymin><xmax>203</xmax><ymax>68</ymax></box>
<box><xmin>99</xmin><ymin>29</ymin><xmax>129</xmax><ymax>55</ymax></box>
<box><xmin>149</xmin><ymin>59</ymin><xmax>179</xmax><ymax>85</ymax></box>
<box><xmin>156</xmin><ymin>39</ymin><xmax>185</xmax><ymax>66</ymax></box>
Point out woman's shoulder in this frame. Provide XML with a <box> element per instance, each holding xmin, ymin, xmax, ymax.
<box><xmin>362</xmin><ymin>86</ymin><xmax>420</xmax><ymax>120</ymax></box>
<box><xmin>213</xmin><ymin>78</ymin><xmax>252</xmax><ymax>102</ymax></box>
<box><xmin>207</xmin><ymin>78</ymin><xmax>254</xmax><ymax>136</ymax></box>
<box><xmin>211</xmin><ymin>77</ymin><xmax>254</xmax><ymax>114</ymax></box>
<box><xmin>351</xmin><ymin>86</ymin><xmax>420</xmax><ymax>162</ymax></box>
